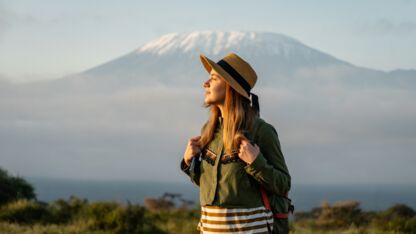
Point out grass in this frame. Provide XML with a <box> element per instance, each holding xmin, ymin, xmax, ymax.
<box><xmin>0</xmin><ymin>221</ymin><xmax>408</xmax><ymax>234</ymax></box>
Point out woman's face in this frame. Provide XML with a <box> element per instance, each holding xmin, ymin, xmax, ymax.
<box><xmin>203</xmin><ymin>69</ymin><xmax>226</xmax><ymax>105</ymax></box>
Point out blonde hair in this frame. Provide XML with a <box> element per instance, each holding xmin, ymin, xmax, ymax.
<box><xmin>199</xmin><ymin>82</ymin><xmax>259</xmax><ymax>154</ymax></box>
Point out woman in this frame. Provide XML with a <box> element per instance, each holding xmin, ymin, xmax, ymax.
<box><xmin>180</xmin><ymin>53</ymin><xmax>292</xmax><ymax>234</ymax></box>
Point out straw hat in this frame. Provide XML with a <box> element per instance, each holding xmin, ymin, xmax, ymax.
<box><xmin>199</xmin><ymin>52</ymin><xmax>260</xmax><ymax>112</ymax></box>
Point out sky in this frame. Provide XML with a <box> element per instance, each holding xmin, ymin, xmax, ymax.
<box><xmin>0</xmin><ymin>1</ymin><xmax>415</xmax><ymax>187</ymax></box>
<box><xmin>0</xmin><ymin>0</ymin><xmax>416</xmax><ymax>83</ymax></box>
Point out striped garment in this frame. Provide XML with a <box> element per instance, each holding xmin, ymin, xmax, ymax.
<box><xmin>197</xmin><ymin>205</ymin><xmax>274</xmax><ymax>234</ymax></box>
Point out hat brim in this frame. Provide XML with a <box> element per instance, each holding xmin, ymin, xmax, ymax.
<box><xmin>199</xmin><ymin>54</ymin><xmax>250</xmax><ymax>100</ymax></box>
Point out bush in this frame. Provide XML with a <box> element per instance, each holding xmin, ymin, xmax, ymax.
<box><xmin>385</xmin><ymin>203</ymin><xmax>415</xmax><ymax>218</ymax></box>
<box><xmin>0</xmin><ymin>199</ymin><xmax>50</xmax><ymax>224</ymax></box>
<box><xmin>315</xmin><ymin>200</ymin><xmax>365</xmax><ymax>229</ymax></box>
<box><xmin>371</xmin><ymin>203</ymin><xmax>416</xmax><ymax>233</ymax></box>
<box><xmin>149</xmin><ymin>208</ymin><xmax>200</xmax><ymax>234</ymax></box>
<box><xmin>47</xmin><ymin>195</ymin><xmax>89</xmax><ymax>224</ymax></box>
<box><xmin>294</xmin><ymin>200</ymin><xmax>369</xmax><ymax>230</ymax></box>
<box><xmin>0</xmin><ymin>167</ymin><xmax>36</xmax><ymax>206</ymax></box>
<box><xmin>83</xmin><ymin>200</ymin><xmax>165</xmax><ymax>234</ymax></box>
<box><xmin>144</xmin><ymin>197</ymin><xmax>175</xmax><ymax>212</ymax></box>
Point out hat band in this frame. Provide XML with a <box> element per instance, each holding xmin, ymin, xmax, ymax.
<box><xmin>217</xmin><ymin>59</ymin><xmax>251</xmax><ymax>97</ymax></box>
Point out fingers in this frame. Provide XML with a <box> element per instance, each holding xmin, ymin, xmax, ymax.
<box><xmin>192</xmin><ymin>146</ymin><xmax>201</xmax><ymax>155</ymax></box>
<box><xmin>235</xmin><ymin>134</ymin><xmax>248</xmax><ymax>144</ymax></box>
<box><xmin>184</xmin><ymin>143</ymin><xmax>201</xmax><ymax>163</ymax></box>
<box><xmin>239</xmin><ymin>140</ymin><xmax>247</xmax><ymax>155</ymax></box>
<box><xmin>191</xmin><ymin>143</ymin><xmax>201</xmax><ymax>151</ymax></box>
<box><xmin>188</xmin><ymin>135</ymin><xmax>201</xmax><ymax>147</ymax></box>
<box><xmin>239</xmin><ymin>140</ymin><xmax>259</xmax><ymax>152</ymax></box>
<box><xmin>190</xmin><ymin>135</ymin><xmax>201</xmax><ymax>141</ymax></box>
<box><xmin>239</xmin><ymin>139</ymin><xmax>250</xmax><ymax>146</ymax></box>
<box><xmin>190</xmin><ymin>135</ymin><xmax>201</xmax><ymax>143</ymax></box>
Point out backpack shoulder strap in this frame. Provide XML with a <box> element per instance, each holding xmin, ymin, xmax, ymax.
<box><xmin>251</xmin><ymin>117</ymin><xmax>295</xmax><ymax>218</ymax></box>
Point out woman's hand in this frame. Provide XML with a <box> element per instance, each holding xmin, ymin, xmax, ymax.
<box><xmin>238</xmin><ymin>139</ymin><xmax>260</xmax><ymax>165</ymax></box>
<box><xmin>183</xmin><ymin>135</ymin><xmax>202</xmax><ymax>166</ymax></box>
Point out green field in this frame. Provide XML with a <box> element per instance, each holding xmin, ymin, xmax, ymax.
<box><xmin>1</xmin><ymin>167</ymin><xmax>415</xmax><ymax>233</ymax></box>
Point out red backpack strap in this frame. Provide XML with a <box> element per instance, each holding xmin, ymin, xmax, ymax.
<box><xmin>260</xmin><ymin>186</ymin><xmax>271</xmax><ymax>210</ymax></box>
<box><xmin>260</xmin><ymin>187</ymin><xmax>290</xmax><ymax>219</ymax></box>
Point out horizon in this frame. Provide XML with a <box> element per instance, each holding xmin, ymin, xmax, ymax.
<box><xmin>18</xmin><ymin>174</ymin><xmax>416</xmax><ymax>187</ymax></box>
<box><xmin>19</xmin><ymin>174</ymin><xmax>416</xmax><ymax>212</ymax></box>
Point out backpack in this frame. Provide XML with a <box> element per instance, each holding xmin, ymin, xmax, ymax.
<box><xmin>248</xmin><ymin>119</ymin><xmax>295</xmax><ymax>234</ymax></box>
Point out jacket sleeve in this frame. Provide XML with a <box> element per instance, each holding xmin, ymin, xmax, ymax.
<box><xmin>243</xmin><ymin>122</ymin><xmax>291</xmax><ymax>196</ymax></box>
<box><xmin>180</xmin><ymin>158</ymin><xmax>200</xmax><ymax>186</ymax></box>
<box><xmin>179</xmin><ymin>122</ymin><xmax>208</xmax><ymax>187</ymax></box>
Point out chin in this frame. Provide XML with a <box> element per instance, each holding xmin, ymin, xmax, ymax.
<box><xmin>204</xmin><ymin>98</ymin><xmax>216</xmax><ymax>105</ymax></box>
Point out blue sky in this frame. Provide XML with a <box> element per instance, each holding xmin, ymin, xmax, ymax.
<box><xmin>0</xmin><ymin>0</ymin><xmax>415</xmax><ymax>83</ymax></box>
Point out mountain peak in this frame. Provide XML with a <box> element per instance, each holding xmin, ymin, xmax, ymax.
<box><xmin>135</xmin><ymin>30</ymin><xmax>309</xmax><ymax>56</ymax></box>
<box><xmin>77</xmin><ymin>30</ymin><xmax>352</xmax><ymax>88</ymax></box>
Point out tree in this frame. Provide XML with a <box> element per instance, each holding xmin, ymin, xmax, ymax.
<box><xmin>0</xmin><ymin>166</ymin><xmax>36</xmax><ymax>206</ymax></box>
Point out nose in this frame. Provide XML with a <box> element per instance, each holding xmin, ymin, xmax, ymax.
<box><xmin>203</xmin><ymin>78</ymin><xmax>210</xmax><ymax>88</ymax></box>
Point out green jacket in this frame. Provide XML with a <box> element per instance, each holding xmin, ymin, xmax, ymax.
<box><xmin>180</xmin><ymin>116</ymin><xmax>291</xmax><ymax>233</ymax></box>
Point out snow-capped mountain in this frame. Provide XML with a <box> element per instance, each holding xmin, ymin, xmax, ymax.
<box><xmin>79</xmin><ymin>31</ymin><xmax>351</xmax><ymax>86</ymax></box>
<box><xmin>15</xmin><ymin>30</ymin><xmax>416</xmax><ymax>94</ymax></box>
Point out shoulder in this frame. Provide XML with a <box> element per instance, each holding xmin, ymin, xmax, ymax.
<box><xmin>254</xmin><ymin>117</ymin><xmax>277</xmax><ymax>132</ymax></box>
<box><xmin>253</xmin><ymin>117</ymin><xmax>283</xmax><ymax>151</ymax></box>
<box><xmin>254</xmin><ymin>117</ymin><xmax>278</xmax><ymax>139</ymax></box>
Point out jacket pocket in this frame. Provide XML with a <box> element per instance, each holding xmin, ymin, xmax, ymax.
<box><xmin>201</xmin><ymin>147</ymin><xmax>217</xmax><ymax>165</ymax></box>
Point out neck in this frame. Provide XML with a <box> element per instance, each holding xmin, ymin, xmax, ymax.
<box><xmin>217</xmin><ymin>104</ymin><xmax>224</xmax><ymax>118</ymax></box>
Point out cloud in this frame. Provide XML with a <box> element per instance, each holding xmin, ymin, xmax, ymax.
<box><xmin>0</xmin><ymin>86</ymin><xmax>209</xmax><ymax>181</ymax></box>
<box><xmin>1</xmin><ymin>82</ymin><xmax>415</xmax><ymax>185</ymax></box>
<box><xmin>258</xmin><ymin>84</ymin><xmax>416</xmax><ymax>185</ymax></box>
